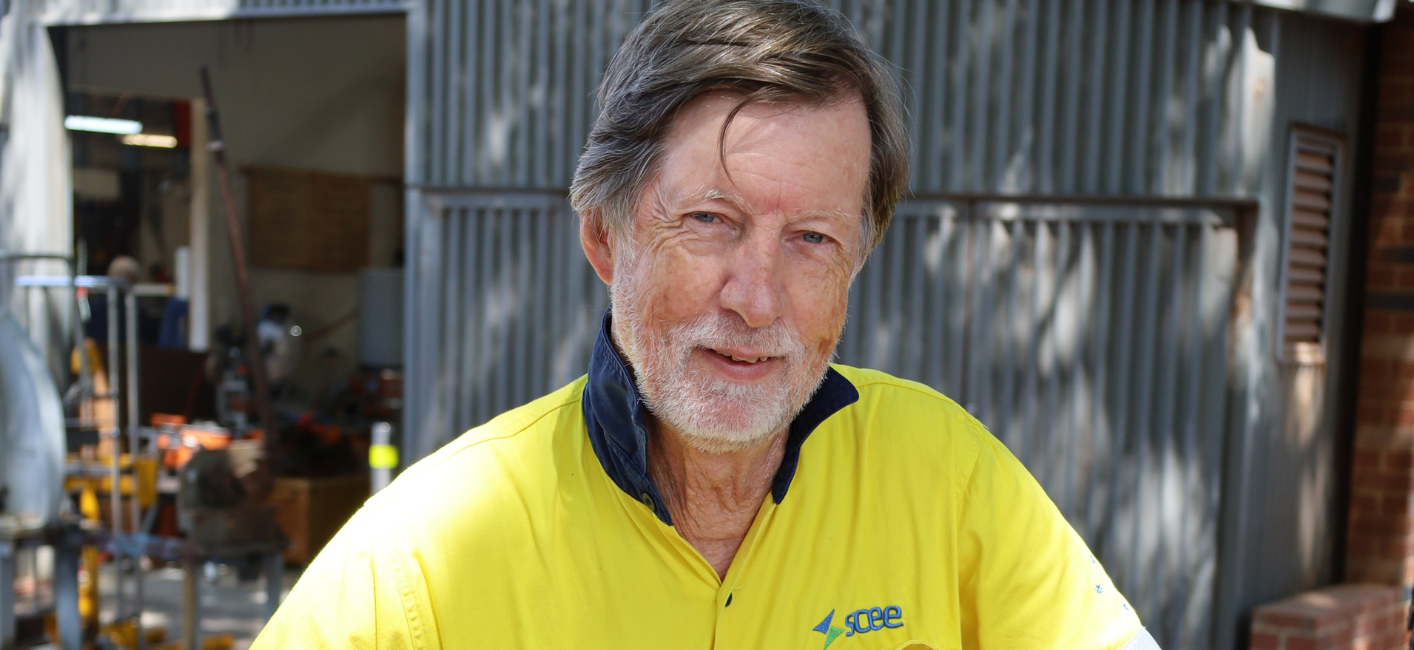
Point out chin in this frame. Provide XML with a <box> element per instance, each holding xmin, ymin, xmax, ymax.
<box><xmin>639</xmin><ymin>373</ymin><xmax>814</xmax><ymax>454</ymax></box>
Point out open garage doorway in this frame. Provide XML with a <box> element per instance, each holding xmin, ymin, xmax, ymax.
<box><xmin>52</xmin><ymin>14</ymin><xmax>405</xmax><ymax>648</ymax></box>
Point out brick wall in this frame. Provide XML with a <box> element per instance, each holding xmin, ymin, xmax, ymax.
<box><xmin>1249</xmin><ymin>585</ymin><xmax>1405</xmax><ymax>650</ymax></box>
<box><xmin>1250</xmin><ymin>6</ymin><xmax>1414</xmax><ymax>650</ymax></box>
<box><xmin>1351</xmin><ymin>1</ymin><xmax>1414</xmax><ymax>594</ymax></box>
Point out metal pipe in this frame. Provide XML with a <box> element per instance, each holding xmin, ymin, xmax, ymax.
<box><xmin>53</xmin><ymin>531</ymin><xmax>81</xmax><ymax>650</ymax></box>
<box><xmin>198</xmin><ymin>66</ymin><xmax>278</xmax><ymax>460</ymax></box>
<box><xmin>181</xmin><ymin>556</ymin><xmax>200</xmax><ymax>650</ymax></box>
<box><xmin>263</xmin><ymin>552</ymin><xmax>283</xmax><ymax>623</ymax></box>
<box><xmin>123</xmin><ymin>291</ymin><xmax>144</xmax><ymax>649</ymax></box>
<box><xmin>1</xmin><ymin>538</ymin><xmax>15</xmax><ymax>650</ymax></box>
<box><xmin>0</xmin><ymin>253</ymin><xmax>87</xmax><ymax>406</ymax></box>
<box><xmin>70</xmin><ymin>260</ymin><xmax>89</xmax><ymax>412</ymax></box>
<box><xmin>106</xmin><ymin>285</ymin><xmax>123</xmax><ymax>622</ymax></box>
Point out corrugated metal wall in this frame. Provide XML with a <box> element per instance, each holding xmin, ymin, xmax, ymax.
<box><xmin>407</xmin><ymin>0</ymin><xmax>1261</xmax><ymax>195</ymax></box>
<box><xmin>845</xmin><ymin>198</ymin><xmax>1238</xmax><ymax>649</ymax></box>
<box><xmin>407</xmin><ymin>190</ymin><xmax>1242</xmax><ymax>650</ymax></box>
<box><xmin>35</xmin><ymin>0</ymin><xmax>406</xmax><ymax>24</ymax></box>
<box><xmin>398</xmin><ymin>1</ymin><xmax>1368</xmax><ymax>650</ymax></box>
<box><xmin>1211</xmin><ymin>11</ymin><xmax>1369</xmax><ymax>650</ymax></box>
<box><xmin>401</xmin><ymin>3</ymin><xmax>1369</xmax><ymax>650</ymax></box>
<box><xmin>409</xmin><ymin>190</ymin><xmax>605</xmax><ymax>450</ymax></box>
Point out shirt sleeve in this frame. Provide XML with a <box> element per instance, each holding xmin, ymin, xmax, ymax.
<box><xmin>250</xmin><ymin>502</ymin><xmax>436</xmax><ymax>650</ymax></box>
<box><xmin>955</xmin><ymin>424</ymin><xmax>1148</xmax><ymax>650</ymax></box>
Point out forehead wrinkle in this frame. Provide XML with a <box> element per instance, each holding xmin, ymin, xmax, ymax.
<box><xmin>667</xmin><ymin>184</ymin><xmax>756</xmax><ymax>217</ymax></box>
<box><xmin>800</xmin><ymin>208</ymin><xmax>860</xmax><ymax>222</ymax></box>
<box><xmin>689</xmin><ymin>186</ymin><xmax>857</xmax><ymax>225</ymax></box>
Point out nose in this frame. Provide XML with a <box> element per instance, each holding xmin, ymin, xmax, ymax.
<box><xmin>718</xmin><ymin>231</ymin><xmax>787</xmax><ymax>329</ymax></box>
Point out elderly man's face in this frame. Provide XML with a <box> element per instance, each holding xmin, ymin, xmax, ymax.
<box><xmin>596</xmin><ymin>92</ymin><xmax>871</xmax><ymax>452</ymax></box>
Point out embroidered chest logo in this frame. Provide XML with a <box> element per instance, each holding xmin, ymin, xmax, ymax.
<box><xmin>811</xmin><ymin>606</ymin><xmax>904</xmax><ymax>648</ymax></box>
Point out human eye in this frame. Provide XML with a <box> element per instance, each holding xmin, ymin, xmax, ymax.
<box><xmin>802</xmin><ymin>231</ymin><xmax>826</xmax><ymax>244</ymax></box>
<box><xmin>691</xmin><ymin>212</ymin><xmax>718</xmax><ymax>224</ymax></box>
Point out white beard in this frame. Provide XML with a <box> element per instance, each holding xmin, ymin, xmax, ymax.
<box><xmin>610</xmin><ymin>248</ymin><xmax>835</xmax><ymax>453</ymax></box>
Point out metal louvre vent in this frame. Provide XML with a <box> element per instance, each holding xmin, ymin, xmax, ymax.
<box><xmin>1281</xmin><ymin>129</ymin><xmax>1341</xmax><ymax>359</ymax></box>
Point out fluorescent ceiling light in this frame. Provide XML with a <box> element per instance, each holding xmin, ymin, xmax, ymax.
<box><xmin>120</xmin><ymin>133</ymin><xmax>178</xmax><ymax>148</ymax></box>
<box><xmin>64</xmin><ymin>115</ymin><xmax>142</xmax><ymax>135</ymax></box>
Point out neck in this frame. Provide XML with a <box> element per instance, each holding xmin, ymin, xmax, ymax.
<box><xmin>647</xmin><ymin>420</ymin><xmax>787</xmax><ymax>578</ymax></box>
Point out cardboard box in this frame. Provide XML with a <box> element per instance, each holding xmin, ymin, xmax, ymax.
<box><xmin>268</xmin><ymin>474</ymin><xmax>370</xmax><ymax>565</ymax></box>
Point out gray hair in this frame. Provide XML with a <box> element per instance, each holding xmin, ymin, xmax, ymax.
<box><xmin>569</xmin><ymin>0</ymin><xmax>910</xmax><ymax>253</ymax></box>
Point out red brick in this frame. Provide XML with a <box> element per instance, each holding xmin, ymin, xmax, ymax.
<box><xmin>1360</xmin><ymin>405</ymin><xmax>1394</xmax><ymax>426</ymax></box>
<box><xmin>1362</xmin><ymin>358</ymin><xmax>1393</xmax><ymax>382</ymax></box>
<box><xmin>1249</xmin><ymin>630</ymin><xmax>1280</xmax><ymax>649</ymax></box>
<box><xmin>1349</xmin><ymin>513</ymin><xmax>1413</xmax><ymax>534</ymax></box>
<box><xmin>1369</xmin><ymin>313</ymin><xmax>1397</xmax><ymax>336</ymax></box>
<box><xmin>1396</xmin><ymin>361</ymin><xmax>1414</xmax><ymax>381</ymax></box>
<box><xmin>1372</xmin><ymin>266</ymin><xmax>1399</xmax><ymax>291</ymax></box>
<box><xmin>1257</xmin><ymin>610</ymin><xmax>1318</xmax><ymax>632</ymax></box>
<box><xmin>1367</xmin><ymin>382</ymin><xmax>1398</xmax><ymax>401</ymax></box>
<box><xmin>1381</xmin><ymin>462</ymin><xmax>1414</xmax><ymax>484</ymax></box>
<box><xmin>1376</xmin><ymin>222</ymin><xmax>1403</xmax><ymax>245</ymax></box>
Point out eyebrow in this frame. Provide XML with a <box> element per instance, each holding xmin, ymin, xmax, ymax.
<box><xmin>686</xmin><ymin>186</ymin><xmax>858</xmax><ymax>222</ymax></box>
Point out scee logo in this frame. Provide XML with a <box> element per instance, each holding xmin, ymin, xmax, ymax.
<box><xmin>811</xmin><ymin>606</ymin><xmax>904</xmax><ymax>649</ymax></box>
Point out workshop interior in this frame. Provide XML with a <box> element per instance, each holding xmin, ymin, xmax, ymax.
<box><xmin>2</xmin><ymin>15</ymin><xmax>404</xmax><ymax>650</ymax></box>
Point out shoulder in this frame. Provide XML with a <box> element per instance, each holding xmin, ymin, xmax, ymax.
<box><xmin>381</xmin><ymin>377</ymin><xmax>586</xmax><ymax>492</ymax></box>
<box><xmin>355</xmin><ymin>378</ymin><xmax>590</xmax><ymax>546</ymax></box>
<box><xmin>831</xmin><ymin>365</ymin><xmax>989</xmax><ymax>454</ymax></box>
<box><xmin>827</xmin><ymin>364</ymin><xmax>994</xmax><ymax>493</ymax></box>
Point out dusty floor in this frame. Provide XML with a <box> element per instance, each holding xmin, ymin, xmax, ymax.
<box><xmin>98</xmin><ymin>562</ymin><xmax>302</xmax><ymax>650</ymax></box>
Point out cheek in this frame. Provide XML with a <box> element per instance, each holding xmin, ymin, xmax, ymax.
<box><xmin>785</xmin><ymin>262</ymin><xmax>852</xmax><ymax>352</ymax></box>
<box><xmin>638</xmin><ymin>248</ymin><xmax>725</xmax><ymax>320</ymax></box>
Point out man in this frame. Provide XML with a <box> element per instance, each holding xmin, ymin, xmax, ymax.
<box><xmin>254</xmin><ymin>1</ymin><xmax>1160</xmax><ymax>648</ymax></box>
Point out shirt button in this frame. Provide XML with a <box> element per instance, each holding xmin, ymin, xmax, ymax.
<box><xmin>640</xmin><ymin>493</ymin><xmax>653</xmax><ymax>507</ymax></box>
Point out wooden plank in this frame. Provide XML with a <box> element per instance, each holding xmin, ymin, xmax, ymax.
<box><xmin>1292</xmin><ymin>190</ymin><xmax>1331</xmax><ymax>211</ymax></box>
<box><xmin>1294</xmin><ymin>151</ymin><xmax>1333</xmax><ymax>174</ymax></box>
<box><xmin>1286</xmin><ymin>284</ymin><xmax>1324</xmax><ymax>304</ymax></box>
<box><xmin>1287</xmin><ymin>267</ymin><xmax>1324</xmax><ymax>284</ymax></box>
<box><xmin>1290</xmin><ymin>228</ymin><xmax>1329</xmax><ymax>248</ymax></box>
<box><xmin>247</xmin><ymin>166</ymin><xmax>372</xmax><ymax>273</ymax></box>
<box><xmin>1284</xmin><ymin>321</ymin><xmax>1320</xmax><ymax>341</ymax></box>
<box><xmin>1284</xmin><ymin>303</ymin><xmax>1322</xmax><ymax>320</ymax></box>
<box><xmin>1291</xmin><ymin>209</ymin><xmax>1330</xmax><ymax>230</ymax></box>
<box><xmin>1289</xmin><ymin>248</ymin><xmax>1327</xmax><ymax>269</ymax></box>
<box><xmin>1293</xmin><ymin>170</ymin><xmax>1332</xmax><ymax>192</ymax></box>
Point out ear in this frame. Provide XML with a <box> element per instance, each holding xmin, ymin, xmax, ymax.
<box><xmin>580</xmin><ymin>210</ymin><xmax>616</xmax><ymax>285</ymax></box>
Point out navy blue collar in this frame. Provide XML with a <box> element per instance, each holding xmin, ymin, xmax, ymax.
<box><xmin>581</xmin><ymin>310</ymin><xmax>859</xmax><ymax>525</ymax></box>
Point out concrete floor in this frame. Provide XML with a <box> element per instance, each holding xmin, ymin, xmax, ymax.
<box><xmin>98</xmin><ymin>562</ymin><xmax>302</xmax><ymax>650</ymax></box>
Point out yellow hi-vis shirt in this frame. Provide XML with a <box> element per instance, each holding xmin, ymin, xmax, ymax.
<box><xmin>254</xmin><ymin>319</ymin><xmax>1149</xmax><ymax>650</ymax></box>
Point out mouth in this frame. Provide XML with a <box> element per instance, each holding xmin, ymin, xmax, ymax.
<box><xmin>709</xmin><ymin>348</ymin><xmax>775</xmax><ymax>364</ymax></box>
<box><xmin>695</xmin><ymin>347</ymin><xmax>785</xmax><ymax>380</ymax></box>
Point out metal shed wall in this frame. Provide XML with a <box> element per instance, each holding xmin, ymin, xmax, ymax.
<box><xmin>406</xmin><ymin>0</ymin><xmax>1269</xmax><ymax>196</ymax></box>
<box><xmin>1212</xmin><ymin>11</ymin><xmax>1369</xmax><ymax>650</ymax></box>
<box><xmin>34</xmin><ymin>0</ymin><xmax>407</xmax><ymax>24</ymax></box>
<box><xmin>403</xmin><ymin>3</ymin><xmax>1369</xmax><ymax>649</ymax></box>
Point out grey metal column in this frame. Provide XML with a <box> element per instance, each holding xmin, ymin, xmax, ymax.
<box><xmin>106</xmin><ymin>286</ymin><xmax>124</xmax><ymax>621</ymax></box>
<box><xmin>262</xmin><ymin>553</ymin><xmax>282</xmax><ymax>623</ymax></box>
<box><xmin>0</xmin><ymin>538</ymin><xmax>14</xmax><ymax>650</ymax></box>
<box><xmin>181</xmin><ymin>557</ymin><xmax>200</xmax><ymax>650</ymax></box>
<box><xmin>53</xmin><ymin>532</ymin><xmax>80</xmax><ymax>650</ymax></box>
<box><xmin>123</xmin><ymin>291</ymin><xmax>144</xmax><ymax>649</ymax></box>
